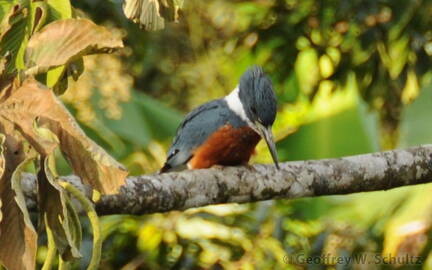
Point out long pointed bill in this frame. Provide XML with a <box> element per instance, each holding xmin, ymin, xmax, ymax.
<box><xmin>256</xmin><ymin>123</ymin><xmax>280</xmax><ymax>170</ymax></box>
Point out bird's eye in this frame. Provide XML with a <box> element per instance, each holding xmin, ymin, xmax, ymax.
<box><xmin>251</xmin><ymin>107</ymin><xmax>257</xmax><ymax>114</ymax></box>
<box><xmin>169</xmin><ymin>149</ymin><xmax>179</xmax><ymax>158</ymax></box>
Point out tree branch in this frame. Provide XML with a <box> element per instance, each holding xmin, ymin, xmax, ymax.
<box><xmin>22</xmin><ymin>145</ymin><xmax>432</xmax><ymax>215</ymax></box>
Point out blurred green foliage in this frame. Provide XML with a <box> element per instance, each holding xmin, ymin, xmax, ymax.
<box><xmin>35</xmin><ymin>0</ymin><xmax>432</xmax><ymax>268</ymax></box>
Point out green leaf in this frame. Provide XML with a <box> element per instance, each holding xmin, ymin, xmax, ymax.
<box><xmin>59</xmin><ymin>181</ymin><xmax>101</xmax><ymax>269</ymax></box>
<box><xmin>295</xmin><ymin>48</ymin><xmax>319</xmax><ymax>95</ymax></box>
<box><xmin>134</xmin><ymin>91</ymin><xmax>182</xmax><ymax>140</ymax></box>
<box><xmin>0</xmin><ymin>0</ymin><xmax>15</xmax><ymax>19</ymax></box>
<box><xmin>0</xmin><ymin>3</ymin><xmax>28</xmax><ymax>73</ymax></box>
<box><xmin>29</xmin><ymin>0</ymin><xmax>47</xmax><ymax>35</ymax></box>
<box><xmin>0</xmin><ymin>2</ymin><xmax>21</xmax><ymax>39</ymax></box>
<box><xmin>277</xmin><ymin>97</ymin><xmax>379</xmax><ymax>161</ymax></box>
<box><xmin>48</xmin><ymin>58</ymin><xmax>84</xmax><ymax>95</ymax></box>
<box><xmin>0</xmin><ymin>0</ymin><xmax>48</xmax><ymax>73</ymax></box>
<box><xmin>92</xmin><ymin>90</ymin><xmax>182</xmax><ymax>147</ymax></box>
<box><xmin>46</xmin><ymin>64</ymin><xmax>66</xmax><ymax>88</ymax></box>
<box><xmin>46</xmin><ymin>0</ymin><xmax>72</xmax><ymax>21</ymax></box>
<box><xmin>25</xmin><ymin>18</ymin><xmax>123</xmax><ymax>75</ymax></box>
<box><xmin>399</xmin><ymin>83</ymin><xmax>432</xmax><ymax>147</ymax></box>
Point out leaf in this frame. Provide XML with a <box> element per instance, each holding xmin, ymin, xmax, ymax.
<box><xmin>0</xmin><ymin>2</ymin><xmax>21</xmax><ymax>40</ymax></box>
<box><xmin>38</xmin><ymin>156</ymin><xmax>82</xmax><ymax>260</ymax></box>
<box><xmin>47</xmin><ymin>58</ymin><xmax>84</xmax><ymax>95</ymax></box>
<box><xmin>123</xmin><ymin>0</ymin><xmax>165</xmax><ymax>31</ymax></box>
<box><xmin>0</xmin><ymin>0</ymin><xmax>15</xmax><ymax>21</ymax></box>
<box><xmin>25</xmin><ymin>18</ymin><xmax>123</xmax><ymax>75</ymax></box>
<box><xmin>319</xmin><ymin>54</ymin><xmax>334</xmax><ymax>79</ymax></box>
<box><xmin>29</xmin><ymin>0</ymin><xmax>47</xmax><ymax>35</ymax></box>
<box><xmin>91</xmin><ymin>90</ymin><xmax>182</xmax><ymax>147</ymax></box>
<box><xmin>295</xmin><ymin>48</ymin><xmax>319</xmax><ymax>95</ymax></box>
<box><xmin>0</xmin><ymin>55</ymin><xmax>12</xmax><ymax>88</ymax></box>
<box><xmin>46</xmin><ymin>65</ymin><xmax>66</xmax><ymax>88</ymax></box>
<box><xmin>46</xmin><ymin>0</ymin><xmax>72</xmax><ymax>21</ymax></box>
<box><xmin>0</xmin><ymin>133</ymin><xmax>5</xmax><ymax>227</ymax></box>
<box><xmin>59</xmin><ymin>180</ymin><xmax>101</xmax><ymax>269</ymax></box>
<box><xmin>0</xmin><ymin>123</ymin><xmax>37</xmax><ymax>270</ymax></box>
<box><xmin>399</xmin><ymin>84</ymin><xmax>432</xmax><ymax>147</ymax></box>
<box><xmin>159</xmin><ymin>0</ymin><xmax>183</xmax><ymax>22</ymax></box>
<box><xmin>0</xmin><ymin>1</ymin><xmax>48</xmax><ymax>73</ymax></box>
<box><xmin>383</xmin><ymin>187</ymin><xmax>432</xmax><ymax>260</ymax></box>
<box><xmin>34</xmin><ymin>125</ymin><xmax>82</xmax><ymax>261</ymax></box>
<box><xmin>401</xmin><ymin>69</ymin><xmax>419</xmax><ymax>104</ymax></box>
<box><xmin>0</xmin><ymin>3</ymin><xmax>28</xmax><ymax>73</ymax></box>
<box><xmin>0</xmin><ymin>77</ymin><xmax>127</xmax><ymax>194</ymax></box>
<box><xmin>0</xmin><ymin>57</ymin><xmax>5</xmax><ymax>75</ymax></box>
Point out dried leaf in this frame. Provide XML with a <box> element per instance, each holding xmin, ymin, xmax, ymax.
<box><xmin>25</xmin><ymin>18</ymin><xmax>123</xmax><ymax>75</ymax></box>
<box><xmin>0</xmin><ymin>133</ymin><xmax>5</xmax><ymax>227</ymax></box>
<box><xmin>0</xmin><ymin>123</ymin><xmax>37</xmax><ymax>270</ymax></box>
<box><xmin>0</xmin><ymin>54</ymin><xmax>14</xmax><ymax>98</ymax></box>
<box><xmin>0</xmin><ymin>77</ymin><xmax>127</xmax><ymax>194</ymax></box>
<box><xmin>160</xmin><ymin>0</ymin><xmax>183</xmax><ymax>22</ymax></box>
<box><xmin>38</xmin><ymin>156</ymin><xmax>81</xmax><ymax>260</ymax></box>
<box><xmin>33</xmin><ymin>117</ymin><xmax>82</xmax><ymax>260</ymax></box>
<box><xmin>123</xmin><ymin>0</ymin><xmax>165</xmax><ymax>31</ymax></box>
<box><xmin>0</xmin><ymin>56</ymin><xmax>6</xmax><ymax>75</ymax></box>
<box><xmin>123</xmin><ymin>0</ymin><xmax>183</xmax><ymax>28</ymax></box>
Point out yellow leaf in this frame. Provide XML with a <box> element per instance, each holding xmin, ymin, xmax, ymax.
<box><xmin>46</xmin><ymin>65</ymin><xmax>66</xmax><ymax>88</ymax></box>
<box><xmin>402</xmin><ymin>70</ymin><xmax>420</xmax><ymax>104</ymax></box>
<box><xmin>383</xmin><ymin>187</ymin><xmax>432</xmax><ymax>260</ymax></box>
<box><xmin>295</xmin><ymin>48</ymin><xmax>319</xmax><ymax>95</ymax></box>
<box><xmin>319</xmin><ymin>54</ymin><xmax>334</xmax><ymax>79</ymax></box>
<box><xmin>46</xmin><ymin>0</ymin><xmax>72</xmax><ymax>20</ymax></box>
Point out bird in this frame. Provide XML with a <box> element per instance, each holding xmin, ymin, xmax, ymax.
<box><xmin>160</xmin><ymin>65</ymin><xmax>279</xmax><ymax>173</ymax></box>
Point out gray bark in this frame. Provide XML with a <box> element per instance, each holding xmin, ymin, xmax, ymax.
<box><xmin>22</xmin><ymin>145</ymin><xmax>432</xmax><ymax>215</ymax></box>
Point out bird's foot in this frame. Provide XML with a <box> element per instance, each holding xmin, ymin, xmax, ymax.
<box><xmin>242</xmin><ymin>163</ymin><xmax>257</xmax><ymax>172</ymax></box>
<box><xmin>210</xmin><ymin>164</ymin><xmax>225</xmax><ymax>170</ymax></box>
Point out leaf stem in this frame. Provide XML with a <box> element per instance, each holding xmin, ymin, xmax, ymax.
<box><xmin>41</xmin><ymin>220</ymin><xmax>57</xmax><ymax>270</ymax></box>
<box><xmin>59</xmin><ymin>181</ymin><xmax>102</xmax><ymax>270</ymax></box>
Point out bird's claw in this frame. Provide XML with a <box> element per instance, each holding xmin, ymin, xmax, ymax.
<box><xmin>242</xmin><ymin>163</ymin><xmax>257</xmax><ymax>172</ymax></box>
<box><xmin>210</xmin><ymin>164</ymin><xmax>225</xmax><ymax>170</ymax></box>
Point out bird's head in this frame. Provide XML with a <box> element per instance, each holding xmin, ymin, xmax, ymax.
<box><xmin>238</xmin><ymin>66</ymin><xmax>279</xmax><ymax>169</ymax></box>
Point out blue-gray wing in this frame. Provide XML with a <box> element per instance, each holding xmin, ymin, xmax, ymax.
<box><xmin>160</xmin><ymin>99</ymin><xmax>246</xmax><ymax>172</ymax></box>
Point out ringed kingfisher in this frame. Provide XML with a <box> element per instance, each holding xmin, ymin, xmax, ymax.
<box><xmin>160</xmin><ymin>66</ymin><xmax>279</xmax><ymax>173</ymax></box>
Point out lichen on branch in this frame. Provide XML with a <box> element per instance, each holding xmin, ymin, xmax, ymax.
<box><xmin>22</xmin><ymin>145</ymin><xmax>432</xmax><ymax>216</ymax></box>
